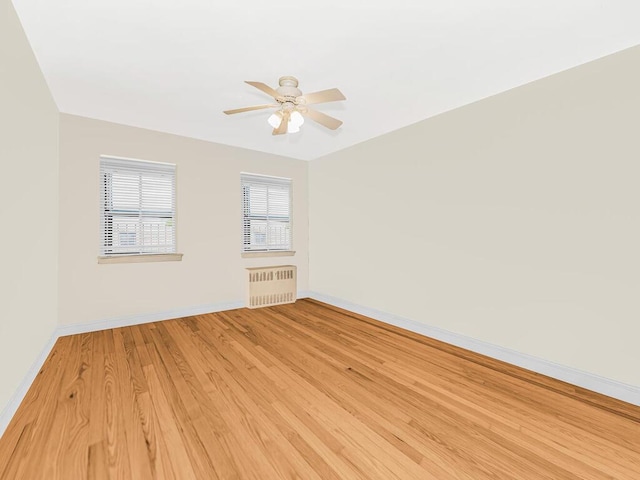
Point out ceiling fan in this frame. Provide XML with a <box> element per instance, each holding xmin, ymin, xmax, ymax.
<box><xmin>224</xmin><ymin>76</ymin><xmax>346</xmax><ymax>135</ymax></box>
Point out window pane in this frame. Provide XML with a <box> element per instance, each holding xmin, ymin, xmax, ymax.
<box><xmin>241</xmin><ymin>174</ymin><xmax>292</xmax><ymax>252</ymax></box>
<box><xmin>100</xmin><ymin>157</ymin><xmax>176</xmax><ymax>255</ymax></box>
<box><xmin>247</xmin><ymin>185</ymin><xmax>268</xmax><ymax>216</ymax></box>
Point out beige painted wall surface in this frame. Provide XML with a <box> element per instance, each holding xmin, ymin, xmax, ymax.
<box><xmin>310</xmin><ymin>46</ymin><xmax>640</xmax><ymax>388</ymax></box>
<box><xmin>58</xmin><ymin>114</ymin><xmax>308</xmax><ymax>326</ymax></box>
<box><xmin>0</xmin><ymin>0</ymin><xmax>59</xmax><ymax>412</ymax></box>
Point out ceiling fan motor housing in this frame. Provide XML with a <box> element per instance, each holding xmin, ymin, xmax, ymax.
<box><xmin>277</xmin><ymin>76</ymin><xmax>302</xmax><ymax>103</ymax></box>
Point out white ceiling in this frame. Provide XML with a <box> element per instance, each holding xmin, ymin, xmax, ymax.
<box><xmin>12</xmin><ymin>0</ymin><xmax>640</xmax><ymax>161</ymax></box>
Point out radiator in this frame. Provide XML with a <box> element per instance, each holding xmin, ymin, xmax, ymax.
<box><xmin>246</xmin><ymin>265</ymin><xmax>297</xmax><ymax>308</ymax></box>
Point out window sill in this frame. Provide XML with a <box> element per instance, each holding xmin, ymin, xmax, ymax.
<box><xmin>98</xmin><ymin>253</ymin><xmax>184</xmax><ymax>264</ymax></box>
<box><xmin>241</xmin><ymin>250</ymin><xmax>296</xmax><ymax>259</ymax></box>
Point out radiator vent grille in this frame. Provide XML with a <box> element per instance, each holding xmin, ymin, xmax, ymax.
<box><xmin>246</xmin><ymin>265</ymin><xmax>297</xmax><ymax>309</ymax></box>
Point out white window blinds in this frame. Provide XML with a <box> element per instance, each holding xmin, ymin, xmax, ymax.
<box><xmin>241</xmin><ymin>173</ymin><xmax>292</xmax><ymax>252</ymax></box>
<box><xmin>99</xmin><ymin>156</ymin><xmax>176</xmax><ymax>256</ymax></box>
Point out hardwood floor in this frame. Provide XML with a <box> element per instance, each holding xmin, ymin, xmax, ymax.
<box><xmin>0</xmin><ymin>299</ymin><xmax>638</xmax><ymax>479</ymax></box>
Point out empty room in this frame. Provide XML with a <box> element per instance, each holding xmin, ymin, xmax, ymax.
<box><xmin>1</xmin><ymin>1</ymin><xmax>639</xmax><ymax>478</ymax></box>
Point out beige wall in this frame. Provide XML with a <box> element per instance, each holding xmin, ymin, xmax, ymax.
<box><xmin>310</xmin><ymin>46</ymin><xmax>640</xmax><ymax>388</ymax></box>
<box><xmin>0</xmin><ymin>0</ymin><xmax>59</xmax><ymax>411</ymax></box>
<box><xmin>58</xmin><ymin>114</ymin><xmax>308</xmax><ymax>326</ymax></box>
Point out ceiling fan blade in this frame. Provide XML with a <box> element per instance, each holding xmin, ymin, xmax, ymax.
<box><xmin>302</xmin><ymin>108</ymin><xmax>343</xmax><ymax>130</ymax></box>
<box><xmin>223</xmin><ymin>104</ymin><xmax>278</xmax><ymax>115</ymax></box>
<box><xmin>273</xmin><ymin>111</ymin><xmax>289</xmax><ymax>135</ymax></box>
<box><xmin>245</xmin><ymin>81</ymin><xmax>280</xmax><ymax>99</ymax></box>
<box><xmin>297</xmin><ymin>88</ymin><xmax>346</xmax><ymax>105</ymax></box>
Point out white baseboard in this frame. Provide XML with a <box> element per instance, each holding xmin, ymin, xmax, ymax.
<box><xmin>4</xmin><ymin>293</ymin><xmax>637</xmax><ymax>439</ymax></box>
<box><xmin>0</xmin><ymin>331</ymin><xmax>58</xmax><ymax>438</ymax></box>
<box><xmin>56</xmin><ymin>300</ymin><xmax>245</xmax><ymax>338</ymax></box>
<box><xmin>307</xmin><ymin>291</ymin><xmax>640</xmax><ymax>407</ymax></box>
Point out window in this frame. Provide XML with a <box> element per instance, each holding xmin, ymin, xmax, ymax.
<box><xmin>241</xmin><ymin>173</ymin><xmax>292</xmax><ymax>252</ymax></box>
<box><xmin>99</xmin><ymin>156</ymin><xmax>176</xmax><ymax>256</ymax></box>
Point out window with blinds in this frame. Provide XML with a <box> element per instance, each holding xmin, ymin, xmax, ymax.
<box><xmin>99</xmin><ymin>156</ymin><xmax>176</xmax><ymax>256</ymax></box>
<box><xmin>241</xmin><ymin>173</ymin><xmax>292</xmax><ymax>252</ymax></box>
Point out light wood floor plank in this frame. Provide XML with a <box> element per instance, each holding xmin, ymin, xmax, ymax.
<box><xmin>1</xmin><ymin>299</ymin><xmax>639</xmax><ymax>479</ymax></box>
<box><xmin>111</xmin><ymin>328</ymin><xmax>155</xmax><ymax>480</ymax></box>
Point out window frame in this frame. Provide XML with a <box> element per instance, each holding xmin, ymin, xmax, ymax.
<box><xmin>98</xmin><ymin>155</ymin><xmax>181</xmax><ymax>262</ymax></box>
<box><xmin>240</xmin><ymin>173</ymin><xmax>293</xmax><ymax>255</ymax></box>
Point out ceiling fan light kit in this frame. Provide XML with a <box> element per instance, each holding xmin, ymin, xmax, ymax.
<box><xmin>224</xmin><ymin>76</ymin><xmax>346</xmax><ymax>135</ymax></box>
<box><xmin>268</xmin><ymin>110</ymin><xmax>304</xmax><ymax>133</ymax></box>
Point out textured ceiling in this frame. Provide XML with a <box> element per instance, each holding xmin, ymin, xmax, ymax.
<box><xmin>12</xmin><ymin>0</ymin><xmax>640</xmax><ymax>160</ymax></box>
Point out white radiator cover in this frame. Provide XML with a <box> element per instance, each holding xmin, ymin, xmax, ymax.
<box><xmin>246</xmin><ymin>265</ymin><xmax>297</xmax><ymax>308</ymax></box>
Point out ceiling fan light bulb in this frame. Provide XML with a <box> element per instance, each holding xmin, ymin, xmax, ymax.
<box><xmin>288</xmin><ymin>123</ymin><xmax>301</xmax><ymax>134</ymax></box>
<box><xmin>290</xmin><ymin>111</ymin><xmax>304</xmax><ymax>128</ymax></box>
<box><xmin>267</xmin><ymin>112</ymin><xmax>282</xmax><ymax>128</ymax></box>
